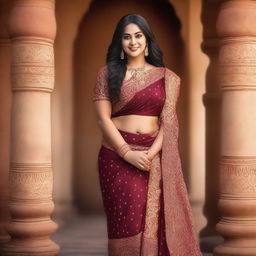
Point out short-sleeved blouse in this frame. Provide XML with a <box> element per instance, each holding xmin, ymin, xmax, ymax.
<box><xmin>92</xmin><ymin>66</ymin><xmax>168</xmax><ymax>118</ymax></box>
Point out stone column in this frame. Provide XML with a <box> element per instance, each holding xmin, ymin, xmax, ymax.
<box><xmin>214</xmin><ymin>1</ymin><xmax>256</xmax><ymax>255</ymax></box>
<box><xmin>200</xmin><ymin>0</ymin><xmax>223</xmax><ymax>252</ymax></box>
<box><xmin>0</xmin><ymin>0</ymin><xmax>11</xmax><ymax>245</ymax></box>
<box><xmin>1</xmin><ymin>0</ymin><xmax>59</xmax><ymax>255</ymax></box>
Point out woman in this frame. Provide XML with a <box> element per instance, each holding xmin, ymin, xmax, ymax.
<box><xmin>92</xmin><ymin>14</ymin><xmax>201</xmax><ymax>256</ymax></box>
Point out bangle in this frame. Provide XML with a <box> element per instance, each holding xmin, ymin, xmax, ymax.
<box><xmin>117</xmin><ymin>143</ymin><xmax>131</xmax><ymax>158</ymax></box>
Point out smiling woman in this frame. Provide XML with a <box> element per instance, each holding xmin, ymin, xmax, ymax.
<box><xmin>92</xmin><ymin>14</ymin><xmax>202</xmax><ymax>256</ymax></box>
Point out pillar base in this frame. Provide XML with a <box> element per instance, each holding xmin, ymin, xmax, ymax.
<box><xmin>1</xmin><ymin>240</ymin><xmax>60</xmax><ymax>256</ymax></box>
<box><xmin>214</xmin><ymin>245</ymin><xmax>256</xmax><ymax>256</ymax></box>
<box><xmin>0</xmin><ymin>219</ymin><xmax>60</xmax><ymax>256</ymax></box>
<box><xmin>200</xmin><ymin>235</ymin><xmax>223</xmax><ymax>253</ymax></box>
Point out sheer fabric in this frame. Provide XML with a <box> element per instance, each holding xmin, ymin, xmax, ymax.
<box><xmin>92</xmin><ymin>65</ymin><xmax>202</xmax><ymax>256</ymax></box>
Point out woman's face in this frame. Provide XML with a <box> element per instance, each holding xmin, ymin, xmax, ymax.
<box><xmin>121</xmin><ymin>23</ymin><xmax>147</xmax><ymax>59</ymax></box>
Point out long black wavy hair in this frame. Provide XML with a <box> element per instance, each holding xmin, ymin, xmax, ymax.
<box><xmin>106</xmin><ymin>14</ymin><xmax>165</xmax><ymax>103</ymax></box>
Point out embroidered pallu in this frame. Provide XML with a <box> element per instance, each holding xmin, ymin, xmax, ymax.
<box><xmin>92</xmin><ymin>66</ymin><xmax>202</xmax><ymax>256</ymax></box>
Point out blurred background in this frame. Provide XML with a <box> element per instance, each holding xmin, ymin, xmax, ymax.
<box><xmin>1</xmin><ymin>0</ymin><xmax>221</xmax><ymax>255</ymax></box>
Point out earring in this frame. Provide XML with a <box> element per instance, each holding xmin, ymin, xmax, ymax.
<box><xmin>145</xmin><ymin>45</ymin><xmax>149</xmax><ymax>56</ymax></box>
<box><xmin>120</xmin><ymin>50</ymin><xmax>124</xmax><ymax>59</ymax></box>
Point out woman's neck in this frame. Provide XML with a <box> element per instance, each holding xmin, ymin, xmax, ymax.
<box><xmin>127</xmin><ymin>55</ymin><xmax>146</xmax><ymax>69</ymax></box>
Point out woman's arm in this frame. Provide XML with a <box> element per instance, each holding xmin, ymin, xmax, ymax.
<box><xmin>146</xmin><ymin>123</ymin><xmax>163</xmax><ymax>160</ymax></box>
<box><xmin>94</xmin><ymin>99</ymin><xmax>151</xmax><ymax>171</ymax></box>
<box><xmin>94</xmin><ymin>100</ymin><xmax>127</xmax><ymax>150</ymax></box>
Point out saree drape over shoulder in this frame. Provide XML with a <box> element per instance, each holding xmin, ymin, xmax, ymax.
<box><xmin>92</xmin><ymin>66</ymin><xmax>202</xmax><ymax>256</ymax></box>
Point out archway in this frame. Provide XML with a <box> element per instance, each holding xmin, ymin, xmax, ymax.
<box><xmin>72</xmin><ymin>0</ymin><xmax>185</xmax><ymax>213</ymax></box>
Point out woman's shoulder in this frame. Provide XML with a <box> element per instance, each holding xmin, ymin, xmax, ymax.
<box><xmin>164</xmin><ymin>67</ymin><xmax>181</xmax><ymax>82</ymax></box>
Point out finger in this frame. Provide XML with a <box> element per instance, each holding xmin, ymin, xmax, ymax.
<box><xmin>139</xmin><ymin>160</ymin><xmax>150</xmax><ymax>167</ymax></box>
<box><xmin>142</xmin><ymin>161</ymin><xmax>151</xmax><ymax>168</ymax></box>
<box><xmin>145</xmin><ymin>164</ymin><xmax>151</xmax><ymax>171</ymax></box>
<box><xmin>138</xmin><ymin>163</ymin><xmax>146</xmax><ymax>171</ymax></box>
<box><xmin>142</xmin><ymin>162</ymin><xmax>151</xmax><ymax>170</ymax></box>
<box><xmin>142</xmin><ymin>157</ymin><xmax>151</xmax><ymax>165</ymax></box>
<box><xmin>141</xmin><ymin>154</ymin><xmax>150</xmax><ymax>161</ymax></box>
<box><xmin>138</xmin><ymin>163</ymin><xmax>149</xmax><ymax>172</ymax></box>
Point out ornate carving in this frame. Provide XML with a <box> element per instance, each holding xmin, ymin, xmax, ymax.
<box><xmin>12</xmin><ymin>74</ymin><xmax>54</xmax><ymax>90</ymax></box>
<box><xmin>12</xmin><ymin>40</ymin><xmax>54</xmax><ymax>90</ymax></box>
<box><xmin>220</xmin><ymin>40</ymin><xmax>256</xmax><ymax>64</ymax></box>
<box><xmin>220</xmin><ymin>66</ymin><xmax>256</xmax><ymax>90</ymax></box>
<box><xmin>220</xmin><ymin>156</ymin><xmax>256</xmax><ymax>194</ymax></box>
<box><xmin>12</xmin><ymin>41</ymin><xmax>54</xmax><ymax>65</ymax></box>
<box><xmin>9</xmin><ymin>163</ymin><xmax>53</xmax><ymax>200</ymax></box>
<box><xmin>218</xmin><ymin>39</ymin><xmax>256</xmax><ymax>91</ymax></box>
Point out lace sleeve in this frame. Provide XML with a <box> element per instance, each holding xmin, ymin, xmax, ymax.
<box><xmin>92</xmin><ymin>66</ymin><xmax>110</xmax><ymax>101</ymax></box>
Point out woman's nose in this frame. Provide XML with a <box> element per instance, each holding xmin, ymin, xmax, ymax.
<box><xmin>130</xmin><ymin>36</ymin><xmax>136</xmax><ymax>45</ymax></box>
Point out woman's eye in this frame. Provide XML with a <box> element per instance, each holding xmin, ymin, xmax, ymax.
<box><xmin>123</xmin><ymin>34</ymin><xmax>142</xmax><ymax>40</ymax></box>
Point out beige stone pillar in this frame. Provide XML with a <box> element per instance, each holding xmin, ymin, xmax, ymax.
<box><xmin>0</xmin><ymin>0</ymin><xmax>11</xmax><ymax>245</ymax></box>
<box><xmin>200</xmin><ymin>0</ymin><xmax>223</xmax><ymax>252</ymax></box>
<box><xmin>214</xmin><ymin>1</ymin><xmax>256</xmax><ymax>255</ymax></box>
<box><xmin>1</xmin><ymin>0</ymin><xmax>59</xmax><ymax>255</ymax></box>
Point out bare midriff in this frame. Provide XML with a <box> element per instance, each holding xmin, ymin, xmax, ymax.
<box><xmin>102</xmin><ymin>115</ymin><xmax>160</xmax><ymax>150</ymax></box>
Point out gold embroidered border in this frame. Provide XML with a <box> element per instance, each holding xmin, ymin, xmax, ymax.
<box><xmin>143</xmin><ymin>154</ymin><xmax>161</xmax><ymax>239</ymax></box>
<box><xmin>108</xmin><ymin>232</ymin><xmax>142</xmax><ymax>256</ymax></box>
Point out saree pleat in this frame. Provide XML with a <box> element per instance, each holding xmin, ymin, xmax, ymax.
<box><xmin>94</xmin><ymin>66</ymin><xmax>202</xmax><ymax>255</ymax></box>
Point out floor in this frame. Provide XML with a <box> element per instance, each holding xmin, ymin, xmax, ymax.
<box><xmin>52</xmin><ymin>213</ymin><xmax>108</xmax><ymax>256</ymax></box>
<box><xmin>52</xmin><ymin>213</ymin><xmax>213</xmax><ymax>256</ymax></box>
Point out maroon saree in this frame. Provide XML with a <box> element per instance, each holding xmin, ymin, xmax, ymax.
<box><xmin>92</xmin><ymin>66</ymin><xmax>202</xmax><ymax>256</ymax></box>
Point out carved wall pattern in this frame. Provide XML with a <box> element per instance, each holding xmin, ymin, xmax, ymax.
<box><xmin>220</xmin><ymin>40</ymin><xmax>256</xmax><ymax>63</ymax></box>
<box><xmin>9</xmin><ymin>163</ymin><xmax>53</xmax><ymax>200</ymax></box>
<box><xmin>220</xmin><ymin>157</ymin><xmax>256</xmax><ymax>194</ymax></box>
<box><xmin>219</xmin><ymin>40</ymin><xmax>256</xmax><ymax>90</ymax></box>
<box><xmin>12</xmin><ymin>39</ymin><xmax>54</xmax><ymax>91</ymax></box>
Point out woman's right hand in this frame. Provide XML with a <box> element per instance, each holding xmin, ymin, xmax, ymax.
<box><xmin>123</xmin><ymin>150</ymin><xmax>151</xmax><ymax>171</ymax></box>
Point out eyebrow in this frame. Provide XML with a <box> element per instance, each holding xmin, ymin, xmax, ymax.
<box><xmin>123</xmin><ymin>31</ymin><xmax>142</xmax><ymax>35</ymax></box>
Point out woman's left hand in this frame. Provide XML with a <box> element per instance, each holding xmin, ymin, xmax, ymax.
<box><xmin>145</xmin><ymin>150</ymin><xmax>155</xmax><ymax>161</ymax></box>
